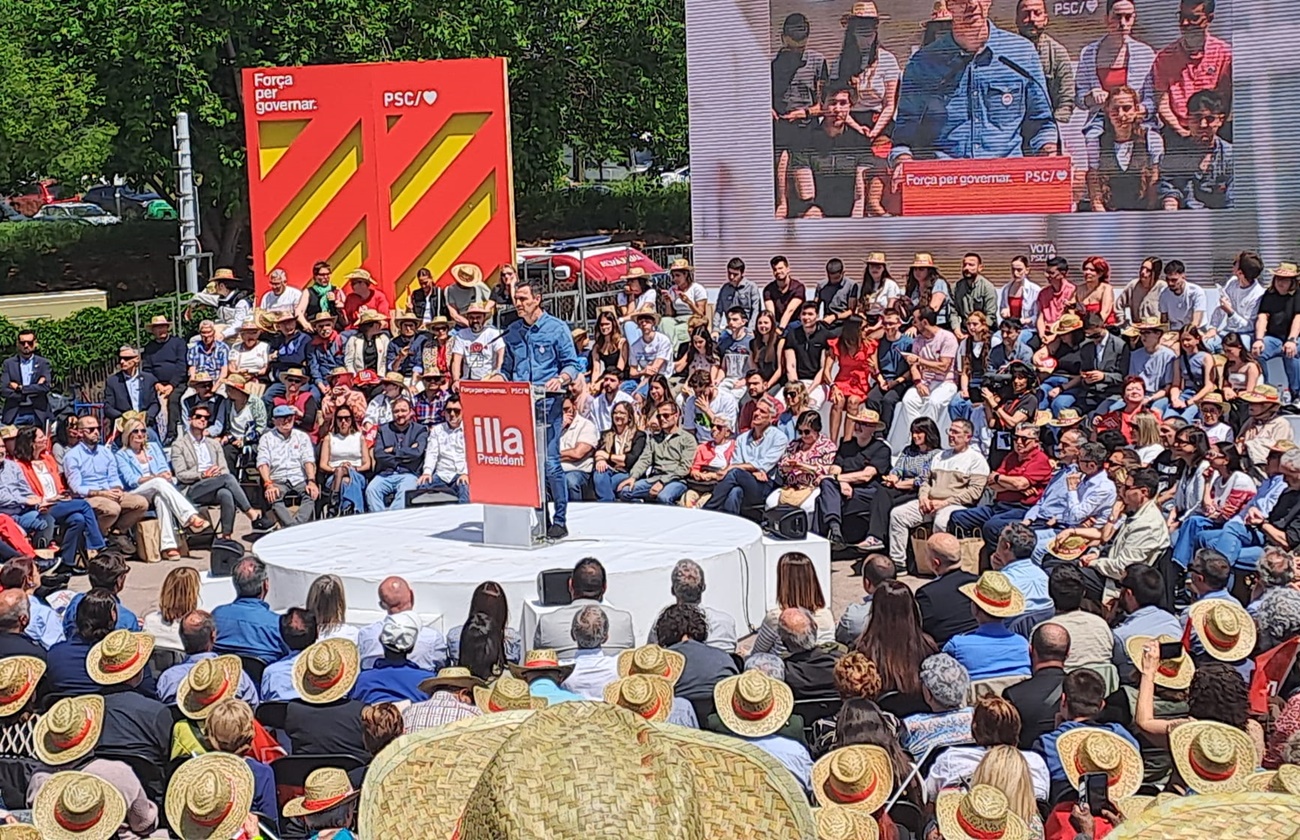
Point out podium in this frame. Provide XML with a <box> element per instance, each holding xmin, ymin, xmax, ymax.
<box><xmin>459</xmin><ymin>380</ymin><xmax>550</xmax><ymax>549</ymax></box>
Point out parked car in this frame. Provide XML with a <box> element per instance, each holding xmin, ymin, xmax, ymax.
<box><xmin>660</xmin><ymin>166</ymin><xmax>690</xmax><ymax>187</ymax></box>
<box><xmin>517</xmin><ymin>236</ymin><xmax>666</xmax><ymax>294</ymax></box>
<box><xmin>82</xmin><ymin>184</ymin><xmax>164</xmax><ymax>218</ymax></box>
<box><xmin>32</xmin><ymin>202</ymin><xmax>120</xmax><ymax>225</ymax></box>
<box><xmin>9</xmin><ymin>180</ymin><xmax>79</xmax><ymax>216</ymax></box>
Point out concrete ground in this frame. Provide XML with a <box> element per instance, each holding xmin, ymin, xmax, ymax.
<box><xmin>86</xmin><ymin>511</ymin><xmax>924</xmax><ymax>638</ymax></box>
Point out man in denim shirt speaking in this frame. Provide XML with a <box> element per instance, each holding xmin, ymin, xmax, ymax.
<box><xmin>890</xmin><ymin>0</ymin><xmax>1058</xmax><ymax>173</ymax></box>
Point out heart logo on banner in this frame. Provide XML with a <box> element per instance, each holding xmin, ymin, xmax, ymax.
<box><xmin>1055</xmin><ymin>171</ymin><xmax>1069</xmax><ymax>182</ymax></box>
<box><xmin>422</xmin><ymin>90</ymin><xmax>438</xmax><ymax>105</ymax></box>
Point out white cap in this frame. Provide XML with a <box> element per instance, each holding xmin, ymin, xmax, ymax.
<box><xmin>380</xmin><ymin>612</ymin><xmax>421</xmax><ymax>653</ymax></box>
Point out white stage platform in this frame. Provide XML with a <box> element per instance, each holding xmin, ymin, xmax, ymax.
<box><xmin>229</xmin><ymin>503</ymin><xmax>784</xmax><ymax>647</ymax></box>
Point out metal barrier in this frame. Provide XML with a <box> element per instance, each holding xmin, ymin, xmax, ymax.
<box><xmin>643</xmin><ymin>243</ymin><xmax>694</xmax><ymax>268</ymax></box>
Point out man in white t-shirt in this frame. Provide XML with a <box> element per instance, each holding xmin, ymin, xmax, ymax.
<box><xmin>1158</xmin><ymin>260</ymin><xmax>1207</xmax><ymax>331</ymax></box>
<box><xmin>451</xmin><ymin>302</ymin><xmax>503</xmax><ymax>384</ymax></box>
<box><xmin>585</xmin><ymin>369</ymin><xmax>634</xmax><ymax>434</ymax></box>
<box><xmin>626</xmin><ymin>311</ymin><xmax>672</xmax><ymax>396</ymax></box>
<box><xmin>680</xmin><ymin>369</ymin><xmax>739</xmax><ymax>443</ymax></box>
<box><xmin>560</xmin><ymin>394</ymin><xmax>599</xmax><ymax>501</ymax></box>
<box><xmin>661</xmin><ymin>259</ymin><xmax>709</xmax><ymax>348</ymax></box>
<box><xmin>1203</xmin><ymin>251</ymin><xmax>1264</xmax><ymax>353</ymax></box>
<box><xmin>259</xmin><ymin>268</ymin><xmax>302</xmax><ymax>315</ymax></box>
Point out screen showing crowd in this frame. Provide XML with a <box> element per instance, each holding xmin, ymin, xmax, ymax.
<box><xmin>770</xmin><ymin>0</ymin><xmax>1232</xmax><ymax>218</ymax></box>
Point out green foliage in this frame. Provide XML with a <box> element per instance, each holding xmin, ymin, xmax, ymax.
<box><xmin>0</xmin><ymin>222</ymin><xmax>181</xmax><ymax>304</ymax></box>
<box><xmin>8</xmin><ymin>0</ymin><xmax>688</xmax><ymax>265</ymax></box>
<box><xmin>0</xmin><ymin>28</ymin><xmax>115</xmax><ymax>189</ymax></box>
<box><xmin>517</xmin><ymin>180</ymin><xmax>691</xmax><ymax>243</ymax></box>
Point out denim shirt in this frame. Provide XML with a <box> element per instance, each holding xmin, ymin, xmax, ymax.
<box><xmin>212</xmin><ymin>597</ymin><xmax>290</xmax><ymax>662</ymax></box>
<box><xmin>64</xmin><ymin>443</ymin><xmax>125</xmax><ymax>495</ymax></box>
<box><xmin>500</xmin><ymin>312</ymin><xmax>579</xmax><ymax>386</ymax></box>
<box><xmin>891</xmin><ymin>24</ymin><xmax>1056</xmax><ymax>164</ymax></box>
<box><xmin>115</xmin><ymin>443</ymin><xmax>173</xmax><ymax>490</ymax></box>
<box><xmin>734</xmin><ymin>427</ymin><xmax>790</xmax><ymax>474</ymax></box>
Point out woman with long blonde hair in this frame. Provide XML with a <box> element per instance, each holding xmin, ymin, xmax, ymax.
<box><xmin>1131</xmin><ymin>411</ymin><xmax>1163</xmax><ymax>465</ymax></box>
<box><xmin>971</xmin><ymin>745</ymin><xmax>1045</xmax><ymax>839</ymax></box>
<box><xmin>306</xmin><ymin>573</ymin><xmax>358</xmax><ymax>643</ymax></box>
<box><xmin>142</xmin><ymin>566</ymin><xmax>201</xmax><ymax>651</ymax></box>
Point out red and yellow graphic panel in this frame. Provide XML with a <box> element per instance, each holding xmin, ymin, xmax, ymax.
<box><xmin>242</xmin><ymin>59</ymin><xmax>515</xmax><ymax>306</ymax></box>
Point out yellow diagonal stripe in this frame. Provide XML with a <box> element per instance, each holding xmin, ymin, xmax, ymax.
<box><xmin>327</xmin><ymin>220</ymin><xmax>369</xmax><ymax>281</ymax></box>
<box><xmin>393</xmin><ymin>172</ymin><xmax>497</xmax><ymax>304</ymax></box>
<box><xmin>264</xmin><ymin>123</ymin><xmax>363</xmax><ymax>269</ymax></box>
<box><xmin>389</xmin><ymin>113</ymin><xmax>490</xmax><ymax>228</ymax></box>
<box><xmin>257</xmin><ymin>119</ymin><xmax>310</xmax><ymax>178</ymax></box>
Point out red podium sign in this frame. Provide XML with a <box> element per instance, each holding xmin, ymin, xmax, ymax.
<box><xmin>460</xmin><ymin>381</ymin><xmax>542</xmax><ymax>508</ymax></box>
<box><xmin>900</xmin><ymin>156</ymin><xmax>1074</xmax><ymax>216</ymax></box>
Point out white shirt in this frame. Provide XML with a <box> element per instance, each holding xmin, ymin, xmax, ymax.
<box><xmin>229</xmin><ymin>342</ymin><xmax>270</xmax><ymax>375</ymax></box>
<box><xmin>863</xmin><ymin>278</ymin><xmax>903</xmax><ymax>311</ymax></box>
<box><xmin>1159</xmin><ymin>284</ymin><xmax>1207</xmax><ymax>330</ymax></box>
<box><xmin>358</xmin><ymin>611</ymin><xmax>449</xmax><ymax>671</ymax></box>
<box><xmin>452</xmin><ymin>325</ymin><xmax>502</xmax><ymax>381</ymax></box>
<box><xmin>255</xmin><ymin>428</ymin><xmax>314</xmax><ymax>485</ymax></box>
<box><xmin>260</xmin><ymin>286</ymin><xmax>302</xmax><ymax>313</ymax></box>
<box><xmin>560</xmin><ymin>413</ymin><xmax>599</xmax><ymax>473</ymax></box>
<box><xmin>560</xmin><ymin>649</ymin><xmax>622</xmax><ymax>700</ymax></box>
<box><xmin>924</xmin><ymin>746</ymin><xmax>1050</xmax><ymax>802</ymax></box>
<box><xmin>422</xmin><ymin>422</ymin><xmax>467</xmax><ymax>482</ymax></box>
<box><xmin>682</xmin><ymin>390</ymin><xmax>739</xmax><ymax>442</ymax></box>
<box><xmin>327</xmin><ymin>431</ymin><xmax>365</xmax><ymax>468</ymax></box>
<box><xmin>585</xmin><ymin>390</ymin><xmax>633</xmax><ymax>434</ymax></box>
<box><xmin>849</xmin><ymin>49</ymin><xmax>901</xmax><ymax>111</ymax></box>
<box><xmin>670</xmin><ymin>282</ymin><xmax>708</xmax><ymax>317</ymax></box>
<box><xmin>1208</xmin><ymin>275</ymin><xmax>1265</xmax><ymax>335</ymax></box>
<box><xmin>193</xmin><ymin>435</ymin><xmax>214</xmax><ymax>473</ymax></box>
<box><xmin>629</xmin><ymin>333</ymin><xmax>672</xmax><ymax>372</ymax></box>
<box><xmin>365</xmin><ymin>394</ymin><xmax>395</xmax><ymax>428</ymax></box>
<box><xmin>318</xmin><ymin>623</ymin><xmax>360</xmax><ymax>644</ymax></box>
<box><xmin>618</xmin><ymin>288</ymin><xmax>657</xmax><ymax>311</ymax></box>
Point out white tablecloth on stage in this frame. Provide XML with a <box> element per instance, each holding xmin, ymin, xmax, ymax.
<box><xmin>247</xmin><ymin>503</ymin><xmax>766</xmax><ymax>648</ymax></box>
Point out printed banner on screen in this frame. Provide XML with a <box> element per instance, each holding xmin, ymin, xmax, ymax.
<box><xmin>460</xmin><ymin>381</ymin><xmax>542</xmax><ymax>508</ymax></box>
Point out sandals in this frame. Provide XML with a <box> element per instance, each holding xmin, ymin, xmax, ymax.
<box><xmin>186</xmin><ymin>516</ymin><xmax>212</xmax><ymax>533</ymax></box>
<box><xmin>162</xmin><ymin>549</ymin><xmax>183</xmax><ymax>561</ymax></box>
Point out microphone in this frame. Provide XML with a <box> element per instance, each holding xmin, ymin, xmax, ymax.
<box><xmin>996</xmin><ymin>54</ymin><xmax>1064</xmax><ymax>157</ymax></box>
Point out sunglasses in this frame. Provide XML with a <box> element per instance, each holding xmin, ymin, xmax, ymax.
<box><xmin>656</xmin><ymin>412</ymin><xmax>675</xmax><ymax>420</ymax></box>
<box><xmin>193</xmin><ymin>415</ymin><xmax>210</xmax><ymax>422</ymax></box>
<box><xmin>17</xmin><ymin>340</ymin><xmax>34</xmax><ymax>346</ymax></box>
<box><xmin>81</xmin><ymin>426</ymin><xmax>100</xmax><ymax>432</ymax></box>
<box><xmin>335</xmin><ymin>414</ymin><xmax>353</xmax><ymax>420</ymax></box>
<box><xmin>798</xmin><ymin>428</ymin><xmax>816</xmax><ymax>435</ymax></box>
<box><xmin>130</xmin><ymin>429</ymin><xmax>147</xmax><ymax>435</ymax></box>
<box><xmin>445</xmin><ymin>408</ymin><xmax>462</xmax><ymax>415</ymax></box>
<box><xmin>119</xmin><ymin>356</ymin><xmax>137</xmax><ymax>361</ymax></box>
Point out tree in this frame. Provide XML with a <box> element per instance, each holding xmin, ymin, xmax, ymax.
<box><xmin>0</xmin><ymin>19</ymin><xmax>114</xmax><ymax>190</ymax></box>
<box><xmin>13</xmin><ymin>0</ymin><xmax>687</xmax><ymax>266</ymax></box>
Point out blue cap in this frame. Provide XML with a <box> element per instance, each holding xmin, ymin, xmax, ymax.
<box><xmin>272</xmin><ymin>405</ymin><xmax>298</xmax><ymax>419</ymax></box>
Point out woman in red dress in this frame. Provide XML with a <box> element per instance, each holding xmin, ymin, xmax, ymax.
<box><xmin>826</xmin><ymin>315</ymin><xmax>873</xmax><ymax>440</ymax></box>
<box><xmin>1075</xmin><ymin>256</ymin><xmax>1116</xmax><ymax>326</ymax></box>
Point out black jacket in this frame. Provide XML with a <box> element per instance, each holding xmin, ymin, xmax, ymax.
<box><xmin>103</xmin><ymin>370</ymin><xmax>161</xmax><ymax>426</ymax></box>
<box><xmin>915</xmin><ymin>570</ymin><xmax>979</xmax><ymax>646</ymax></box>
<box><xmin>783</xmin><ymin>646</ymin><xmax>843</xmax><ymax>701</ymax></box>
<box><xmin>0</xmin><ymin>354</ymin><xmax>53</xmax><ymax>425</ymax></box>
<box><xmin>1003</xmin><ymin>665</ymin><xmax>1066</xmax><ymax>750</ymax></box>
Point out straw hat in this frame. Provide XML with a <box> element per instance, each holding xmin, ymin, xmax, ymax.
<box><xmin>865</xmin><ymin>252</ymin><xmax>888</xmax><ymax>265</ymax></box>
<box><xmin>935</xmin><ymin>785</ymin><xmax>1028</xmax><ymax>840</ymax></box>
<box><xmin>474</xmin><ymin>673</ymin><xmax>546</xmax><ymax>712</ymax></box>
<box><xmin>911</xmin><ymin>253</ymin><xmax>937</xmax><ymax>269</ymax></box>
<box><xmin>239</xmin><ymin>317</ymin><xmax>264</xmax><ymax>333</ymax></box>
<box><xmin>1246</xmin><ymin>765</ymin><xmax>1300</xmax><ymax>794</ymax></box>
<box><xmin>394</xmin><ymin>309</ymin><xmax>420</xmax><ymax>324</ymax></box>
<box><xmin>621</xmin><ymin>266</ymin><xmax>654</xmax><ymax>282</ymax></box>
<box><xmin>1242</xmin><ymin>384</ymin><xmax>1283</xmax><ymax>405</ymax></box>
<box><xmin>346</xmin><ymin>268</ymin><xmax>375</xmax><ymax>284</ymax></box>
<box><xmin>176</xmin><ymin>655</ymin><xmax>243</xmax><ymax>721</ymax></box>
<box><xmin>1200</xmin><ymin>392</ymin><xmax>1226</xmax><ymax>407</ymax></box>
<box><xmin>358</xmin><ymin>702</ymin><xmax>814</xmax><ymax>840</ymax></box>
<box><xmin>86</xmin><ymin>629</ymin><xmax>153</xmax><ymax>686</ymax></box>
<box><xmin>327</xmin><ymin>366</ymin><xmax>353</xmax><ymax>382</ymax></box>
<box><xmin>714</xmin><ymin>670</ymin><xmax>794</xmax><ymax>738</ymax></box>
<box><xmin>815</xmin><ymin>806</ymin><xmax>880</xmax><ymax>840</ymax></box>
<box><xmin>507</xmin><ymin>649</ymin><xmax>574</xmax><ymax>683</ymax></box>
<box><xmin>1053</xmin><ymin>313</ymin><xmax>1084</xmax><ymax>333</ymax></box>
<box><xmin>1109</xmin><ymin>790</ymin><xmax>1300</xmax><ymax>839</ymax></box>
<box><xmin>669</xmin><ymin>258</ymin><xmax>693</xmax><ymax>274</ymax></box>
<box><xmin>0</xmin><ymin>826</ymin><xmax>41</xmax><ymax>840</ymax></box>
<box><xmin>1121</xmin><ymin>315</ymin><xmax>1169</xmax><ymax>337</ymax></box>
<box><xmin>1056</xmin><ymin>728</ymin><xmax>1143</xmax><ymax>800</ymax></box>
<box><xmin>1115</xmin><ymin>792</ymin><xmax>1180</xmax><ymax>821</ymax></box>
<box><xmin>356</xmin><ymin>309</ymin><xmax>387</xmax><ymax>327</ymax></box>
<box><xmin>34</xmin><ymin>696</ymin><xmax>104</xmax><ymax>766</ymax></box>
<box><xmin>1049</xmin><ymin>408</ymin><xmax>1085</xmax><ymax>427</ymax></box>
<box><xmin>381</xmin><ymin>371</ymin><xmax>407</xmax><ymax>387</ymax></box>
<box><xmin>1125</xmin><ymin>634</ymin><xmax>1195</xmax><ymax>689</ymax></box>
<box><xmin>292</xmin><ymin>638</ymin><xmax>360</xmax><ymax>704</ymax></box>
<box><xmin>958</xmin><ymin>571</ymin><xmax>1026</xmax><ymax>619</ymax></box>
<box><xmin>1189</xmin><ymin>599</ymin><xmax>1256</xmax><ymax>662</ymax></box>
<box><xmin>604</xmin><ymin>674</ymin><xmax>674</xmax><ymax>723</ymax></box>
<box><xmin>189</xmin><ymin>371</ymin><xmax>215</xmax><ymax>386</ymax></box>
<box><xmin>847</xmin><ymin>407</ymin><xmax>884</xmax><ymax>427</ymax></box>
<box><xmin>427</xmin><ymin>315</ymin><xmax>451</xmax><ymax>330</ymax></box>
<box><xmin>630</xmin><ymin>306</ymin><xmax>661</xmax><ymax>326</ymax></box>
<box><xmin>1047</xmin><ymin>533</ymin><xmax>1091</xmax><ymax>562</ymax></box>
<box><xmin>418</xmin><ymin>666</ymin><xmax>486</xmax><ymax>695</ymax></box>
<box><xmin>278</xmin><ymin>366</ymin><xmax>309</xmax><ymax>385</ymax></box>
<box><xmin>33</xmin><ymin>771</ymin><xmax>127</xmax><ymax>840</ymax></box>
<box><xmin>1170</xmin><ymin>720</ymin><xmax>1257</xmax><ymax>793</ymax></box>
<box><xmin>311</xmin><ymin>310</ymin><xmax>337</xmax><ymax>325</ymax></box>
<box><xmin>165</xmin><ymin>751</ymin><xmax>255</xmax><ymax>839</ymax></box>
<box><xmin>0</xmin><ymin>655</ymin><xmax>44</xmax><ymax>717</ymax></box>
<box><xmin>283</xmin><ymin>767</ymin><xmax>359</xmax><ymax>818</ymax></box>
<box><xmin>0</xmin><ymin>426</ymin><xmax>16</xmax><ymax>441</ymax></box>
<box><xmin>1273</xmin><ymin>262</ymin><xmax>1300</xmax><ymax>280</ymax></box>
<box><xmin>465</xmin><ymin>301</ymin><xmax>491</xmax><ymax>316</ymax></box>
<box><xmin>148</xmin><ymin>314</ymin><xmax>171</xmax><ymax>328</ymax></box>
<box><xmin>616</xmin><ymin>644</ymin><xmax>686</xmax><ymax>684</ymax></box>
<box><xmin>451</xmin><ymin>263</ymin><xmax>484</xmax><ymax>287</ymax></box>
<box><xmin>212</xmin><ymin>268</ymin><xmax>237</xmax><ymax>282</ymax></box>
<box><xmin>812</xmin><ymin>745</ymin><xmax>893</xmax><ymax>812</ymax></box>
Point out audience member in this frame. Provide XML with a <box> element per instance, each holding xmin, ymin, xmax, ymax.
<box><xmin>856</xmin><ymin>580</ymin><xmax>938</xmax><ymax>717</ymax></box>
<box><xmin>656</xmin><ymin>604</ymin><xmax>738</xmax><ymax>703</ymax></box>
<box><xmin>533</xmin><ymin>558</ymin><xmax>636</xmax><ymax>658</ymax></box>
<box><xmin>752</xmin><ymin>552</ymin><xmax>834</xmax><ymax>654</ymax></box>
<box><xmin>0</xmin><ymin>588</ymin><xmax>45</xmax><ymax>660</ymax></box>
<box><xmin>1034</xmin><ymin>668</ymin><xmax>1139</xmax><ymax>795</ymax></box>
<box><xmin>260</xmin><ymin>607</ymin><xmax>317</xmax><ymax>701</ymax></box>
<box><xmin>157</xmin><ymin>609</ymin><xmax>260</xmax><ymax>704</ymax></box>
<box><xmin>203</xmin><ymin>698</ymin><xmax>279</xmax><ymax>830</ymax></box>
<box><xmin>613</xmin><ymin>644</ymin><xmax>696</xmax><ymax>727</ymax></box>
<box><xmin>213</xmin><ymin>556</ymin><xmax>290</xmax><ymax>663</ymax></box>
<box><xmin>511</xmin><ymin>649</ymin><xmax>584</xmax><ymax>705</ymax></box>
<box><xmin>888</xmin><ymin>420</ymin><xmax>990</xmax><ymax>570</ymax></box>
<box><xmin>446</xmin><ymin>580</ymin><xmax>520</xmax><ymax>666</ymax></box>
<box><xmin>943</xmin><ymin>572</ymin><xmax>1032</xmax><ymax>680</ymax></box>
<box><xmin>257</xmin><ymin>404</ymin><xmax>320</xmax><ymax>526</ymax></box>
<box><xmin>560</xmin><ymin>605</ymin><xmax>621</xmax><ymax>700</ymax></box>
<box><xmin>0</xmin><ymin>556</ymin><xmax>62</xmax><ymax>650</ymax></box>
<box><xmin>948</xmin><ymin>423</ymin><xmax>1054</xmax><ymax>553</ymax></box>
<box><xmin>140</xmin><ymin>566</ymin><xmax>198</xmax><ymax>653</ymax></box>
<box><xmin>1039</xmin><ymin>564</ymin><xmax>1113</xmax><ymax>669</ymax></box>
<box><xmin>88</xmin><ymin>631</ymin><xmax>171</xmax><ymax>799</ymax></box>
<box><xmin>915</xmin><ymin>532</ymin><xmax>979</xmax><ymax>645</ymax></box>
<box><xmin>836</xmin><ymin>554</ymin><xmax>895</xmax><ymax>646</ymax></box>
<box><xmin>349</xmin><ymin>612</ymin><xmax>436</xmax><ymax>704</ymax></box>
<box><xmin>45</xmin><ymin>588</ymin><xmax>122</xmax><ymax>696</ymax></box>
<box><xmin>404</xmin><ymin>667</ymin><xmax>485</xmax><ymax>732</ymax></box>
<box><xmin>901</xmin><ymin>653</ymin><xmax>972</xmax><ymax>760</ymax></box>
<box><xmin>60</xmin><ymin>552</ymin><xmax>141</xmax><ymax>639</ymax></box>
<box><xmin>263</xmin><ymin>638</ymin><xmax>369</xmax><ymax>760</ymax></box>
<box><xmin>1004</xmin><ymin>623</ymin><xmax>1071</xmax><ymax>751</ymax></box>
<box><xmin>713</xmin><ymin>670</ymin><xmax>812</xmax><ymax>794</ymax></box>
<box><xmin>778</xmin><ymin>607</ymin><xmax>841</xmax><ymax>701</ymax></box>
<box><xmin>646</xmin><ymin>559</ymin><xmax>738</xmax><ymax>652</ymax></box>
<box><xmin>923</xmin><ymin>695</ymin><xmax>1050</xmax><ymax>803</ymax></box>
<box><xmin>990</xmin><ymin>522</ymin><xmax>1051</xmax><ymax>614</ymax></box>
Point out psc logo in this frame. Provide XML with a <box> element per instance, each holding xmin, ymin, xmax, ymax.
<box><xmin>383</xmin><ymin>90</ymin><xmax>438</xmax><ymax>108</ymax></box>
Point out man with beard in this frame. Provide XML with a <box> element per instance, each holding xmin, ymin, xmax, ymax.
<box><xmin>1016</xmin><ymin>0</ymin><xmax>1075</xmax><ymax>128</ymax></box>
<box><xmin>772</xmin><ymin>13</ymin><xmax>829</xmax><ymax>218</ymax></box>
<box><xmin>450</xmin><ymin>301</ymin><xmax>503</xmax><ymax>385</ymax></box>
<box><xmin>814</xmin><ymin>409</ymin><xmax>891</xmax><ymax>547</ymax></box>
<box><xmin>950</xmin><ymin>253</ymin><xmax>999</xmax><ymax>342</ymax></box>
<box><xmin>865</xmin><ymin>307</ymin><xmax>912</xmax><ymax>432</ymax></box>
<box><xmin>791</xmin><ymin>84</ymin><xmax>866</xmax><ymax>218</ymax></box>
<box><xmin>1152</xmin><ymin>0</ymin><xmax>1232</xmax><ymax>152</ymax></box>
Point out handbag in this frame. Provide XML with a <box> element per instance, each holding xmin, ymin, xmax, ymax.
<box><xmin>957</xmin><ymin>535</ymin><xmax>985</xmax><ymax>575</ymax></box>
<box><xmin>778</xmin><ymin>486</ymin><xmax>815</xmax><ymax>508</ymax></box>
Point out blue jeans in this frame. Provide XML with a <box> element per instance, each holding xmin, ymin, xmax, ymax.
<box><xmin>1050</xmin><ymin>387</ymin><xmax>1084</xmax><ymax>415</ymax></box>
<box><xmin>949</xmin><ymin>393</ymin><xmax>977</xmax><ymax>421</ymax></box>
<box><xmin>366</xmin><ymin>473</ymin><xmax>420</xmax><ymax>511</ymax></box>
<box><xmin>948</xmin><ymin>502</ymin><xmax>1031</xmax><ymax>550</ymax></box>
<box><xmin>1037</xmin><ymin>375</ymin><xmax>1069</xmax><ymax>410</ymax></box>
<box><xmin>539</xmin><ymin>395</ymin><xmax>568</xmax><ymax>526</ymax></box>
<box><xmin>1259</xmin><ymin>336</ymin><xmax>1300</xmax><ymax>395</ymax></box>
<box><xmin>592</xmin><ymin>470</ymin><xmax>628</xmax><ymax>502</ymax></box>
<box><xmin>17</xmin><ymin>500</ymin><xmax>105</xmax><ymax>566</ymax></box>
<box><xmin>702</xmin><ymin>470</ymin><xmax>773</xmax><ymax>515</ymax></box>
<box><xmin>419</xmin><ymin>475</ymin><xmax>471</xmax><ymax>504</ymax></box>
<box><xmin>564</xmin><ymin>471</ymin><xmax>591</xmax><ymax>501</ymax></box>
<box><xmin>325</xmin><ymin>468</ymin><xmax>368</xmax><ymax>513</ymax></box>
<box><xmin>1030</xmin><ymin>526</ymin><xmax>1060</xmax><ymax>565</ymax></box>
<box><xmin>1204</xmin><ymin>520</ymin><xmax>1268</xmax><ymax>572</ymax></box>
<box><xmin>617</xmin><ymin>478</ymin><xmax>687</xmax><ymax>505</ymax></box>
<box><xmin>1172</xmin><ymin>514</ymin><xmax>1217</xmax><ymax>568</ymax></box>
<box><xmin>1153</xmin><ymin>388</ymin><xmax>1201</xmax><ymax>422</ymax></box>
